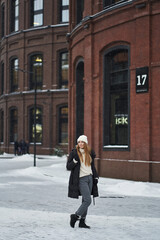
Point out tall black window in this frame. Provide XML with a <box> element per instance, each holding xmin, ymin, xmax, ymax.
<box><xmin>29</xmin><ymin>107</ymin><xmax>42</xmax><ymax>143</ymax></box>
<box><xmin>30</xmin><ymin>54</ymin><xmax>43</xmax><ymax>90</ymax></box>
<box><xmin>0</xmin><ymin>110</ymin><xmax>4</xmax><ymax>143</ymax></box>
<box><xmin>76</xmin><ymin>61</ymin><xmax>84</xmax><ymax>139</ymax></box>
<box><xmin>104</xmin><ymin>0</ymin><xmax>127</xmax><ymax>8</ymax></box>
<box><xmin>0</xmin><ymin>62</ymin><xmax>4</xmax><ymax>95</ymax></box>
<box><xmin>30</xmin><ymin>0</ymin><xmax>43</xmax><ymax>27</ymax></box>
<box><xmin>10</xmin><ymin>0</ymin><xmax>19</xmax><ymax>32</ymax></box>
<box><xmin>103</xmin><ymin>47</ymin><xmax>129</xmax><ymax>147</ymax></box>
<box><xmin>76</xmin><ymin>0</ymin><xmax>84</xmax><ymax>24</ymax></box>
<box><xmin>1</xmin><ymin>3</ymin><xmax>5</xmax><ymax>38</ymax></box>
<box><xmin>59</xmin><ymin>106</ymin><xmax>68</xmax><ymax>143</ymax></box>
<box><xmin>10</xmin><ymin>108</ymin><xmax>18</xmax><ymax>142</ymax></box>
<box><xmin>59</xmin><ymin>51</ymin><xmax>68</xmax><ymax>89</ymax></box>
<box><xmin>10</xmin><ymin>58</ymin><xmax>18</xmax><ymax>92</ymax></box>
<box><xmin>60</xmin><ymin>0</ymin><xmax>69</xmax><ymax>23</ymax></box>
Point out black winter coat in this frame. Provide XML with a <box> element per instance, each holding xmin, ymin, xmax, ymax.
<box><xmin>66</xmin><ymin>148</ymin><xmax>99</xmax><ymax>199</ymax></box>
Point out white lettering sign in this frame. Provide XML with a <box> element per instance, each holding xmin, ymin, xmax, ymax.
<box><xmin>115</xmin><ymin>117</ymin><xmax>128</xmax><ymax>125</ymax></box>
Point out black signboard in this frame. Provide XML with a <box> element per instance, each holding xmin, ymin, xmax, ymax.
<box><xmin>136</xmin><ymin>67</ymin><xmax>149</xmax><ymax>93</ymax></box>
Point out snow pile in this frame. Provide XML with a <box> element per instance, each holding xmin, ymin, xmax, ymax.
<box><xmin>99</xmin><ymin>178</ymin><xmax>160</xmax><ymax>198</ymax></box>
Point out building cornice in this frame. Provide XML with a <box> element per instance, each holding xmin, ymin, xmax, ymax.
<box><xmin>0</xmin><ymin>23</ymin><xmax>69</xmax><ymax>42</ymax></box>
<box><xmin>0</xmin><ymin>88</ymin><xmax>68</xmax><ymax>100</ymax></box>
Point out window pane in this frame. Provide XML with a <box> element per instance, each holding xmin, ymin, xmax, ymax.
<box><xmin>10</xmin><ymin>109</ymin><xmax>18</xmax><ymax>142</ymax></box>
<box><xmin>59</xmin><ymin>107</ymin><xmax>68</xmax><ymax>143</ymax></box>
<box><xmin>61</xmin><ymin>0</ymin><xmax>69</xmax><ymax>23</ymax></box>
<box><xmin>104</xmin><ymin>48</ymin><xmax>129</xmax><ymax>146</ymax></box>
<box><xmin>15</xmin><ymin>0</ymin><xmax>19</xmax><ymax>16</ymax></box>
<box><xmin>15</xmin><ymin>19</ymin><xmax>19</xmax><ymax>31</ymax></box>
<box><xmin>11</xmin><ymin>0</ymin><xmax>19</xmax><ymax>32</ymax></box>
<box><xmin>30</xmin><ymin>55</ymin><xmax>43</xmax><ymax>90</ymax></box>
<box><xmin>31</xmin><ymin>0</ymin><xmax>43</xmax><ymax>26</ymax></box>
<box><xmin>11</xmin><ymin>58</ymin><xmax>19</xmax><ymax>92</ymax></box>
<box><xmin>60</xmin><ymin>52</ymin><xmax>68</xmax><ymax>89</ymax></box>
<box><xmin>29</xmin><ymin>107</ymin><xmax>42</xmax><ymax>143</ymax></box>
<box><xmin>1</xmin><ymin>4</ymin><xmax>5</xmax><ymax>37</ymax></box>
<box><xmin>34</xmin><ymin>0</ymin><xmax>43</xmax><ymax>10</ymax></box>
<box><xmin>0</xmin><ymin>111</ymin><xmax>4</xmax><ymax>142</ymax></box>
<box><xmin>62</xmin><ymin>10</ymin><xmax>69</xmax><ymax>22</ymax></box>
<box><xmin>77</xmin><ymin>0</ymin><xmax>84</xmax><ymax>24</ymax></box>
<box><xmin>110</xmin><ymin>92</ymin><xmax>128</xmax><ymax>145</ymax></box>
<box><xmin>34</xmin><ymin>14</ymin><xmax>43</xmax><ymax>26</ymax></box>
<box><xmin>62</xmin><ymin>0</ymin><xmax>69</xmax><ymax>5</ymax></box>
<box><xmin>0</xmin><ymin>62</ymin><xmax>4</xmax><ymax>94</ymax></box>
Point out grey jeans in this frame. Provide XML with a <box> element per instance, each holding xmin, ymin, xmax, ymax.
<box><xmin>76</xmin><ymin>175</ymin><xmax>93</xmax><ymax>219</ymax></box>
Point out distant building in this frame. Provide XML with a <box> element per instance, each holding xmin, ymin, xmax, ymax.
<box><xmin>0</xmin><ymin>0</ymin><xmax>69</xmax><ymax>154</ymax></box>
<box><xmin>68</xmin><ymin>0</ymin><xmax>160</xmax><ymax>182</ymax></box>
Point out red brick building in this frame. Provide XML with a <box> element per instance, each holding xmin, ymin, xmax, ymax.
<box><xmin>68</xmin><ymin>0</ymin><xmax>160</xmax><ymax>182</ymax></box>
<box><xmin>0</xmin><ymin>0</ymin><xmax>69</xmax><ymax>154</ymax></box>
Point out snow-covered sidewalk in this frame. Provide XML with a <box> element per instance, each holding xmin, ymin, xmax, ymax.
<box><xmin>0</xmin><ymin>154</ymin><xmax>160</xmax><ymax>240</ymax></box>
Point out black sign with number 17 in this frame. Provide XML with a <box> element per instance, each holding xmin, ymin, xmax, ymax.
<box><xmin>136</xmin><ymin>67</ymin><xmax>149</xmax><ymax>93</ymax></box>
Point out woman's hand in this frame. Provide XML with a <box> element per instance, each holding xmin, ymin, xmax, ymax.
<box><xmin>73</xmin><ymin>158</ymin><xmax>78</xmax><ymax>164</ymax></box>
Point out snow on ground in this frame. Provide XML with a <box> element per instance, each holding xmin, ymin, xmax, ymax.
<box><xmin>0</xmin><ymin>154</ymin><xmax>160</xmax><ymax>240</ymax></box>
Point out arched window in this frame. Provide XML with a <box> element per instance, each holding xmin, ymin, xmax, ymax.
<box><xmin>103</xmin><ymin>46</ymin><xmax>130</xmax><ymax>148</ymax></box>
<box><xmin>10</xmin><ymin>108</ymin><xmax>18</xmax><ymax>142</ymax></box>
<box><xmin>29</xmin><ymin>54</ymin><xmax>43</xmax><ymax>90</ymax></box>
<box><xmin>29</xmin><ymin>107</ymin><xmax>43</xmax><ymax>143</ymax></box>
<box><xmin>0</xmin><ymin>110</ymin><xmax>4</xmax><ymax>143</ymax></box>
<box><xmin>10</xmin><ymin>0</ymin><xmax>19</xmax><ymax>32</ymax></box>
<box><xmin>59</xmin><ymin>106</ymin><xmax>68</xmax><ymax>143</ymax></box>
<box><xmin>10</xmin><ymin>58</ymin><xmax>19</xmax><ymax>92</ymax></box>
<box><xmin>30</xmin><ymin>0</ymin><xmax>43</xmax><ymax>27</ymax></box>
<box><xmin>76</xmin><ymin>60</ymin><xmax>84</xmax><ymax>139</ymax></box>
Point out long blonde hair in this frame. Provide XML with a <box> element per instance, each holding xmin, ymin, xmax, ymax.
<box><xmin>76</xmin><ymin>143</ymin><xmax>92</xmax><ymax>166</ymax></box>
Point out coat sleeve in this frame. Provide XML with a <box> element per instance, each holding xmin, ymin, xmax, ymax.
<box><xmin>91</xmin><ymin>150</ymin><xmax>99</xmax><ymax>179</ymax></box>
<box><xmin>66</xmin><ymin>149</ymin><xmax>79</xmax><ymax>171</ymax></box>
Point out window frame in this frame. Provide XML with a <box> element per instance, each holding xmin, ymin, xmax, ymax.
<box><xmin>58</xmin><ymin>105</ymin><xmax>68</xmax><ymax>144</ymax></box>
<box><xmin>60</xmin><ymin>0</ymin><xmax>69</xmax><ymax>23</ymax></box>
<box><xmin>103</xmin><ymin>45</ymin><xmax>130</xmax><ymax>150</ymax></box>
<box><xmin>29</xmin><ymin>106</ymin><xmax>43</xmax><ymax>144</ymax></box>
<box><xmin>0</xmin><ymin>62</ymin><xmax>4</xmax><ymax>95</ymax></box>
<box><xmin>29</xmin><ymin>53</ymin><xmax>43</xmax><ymax>90</ymax></box>
<box><xmin>9</xmin><ymin>108</ymin><xmax>18</xmax><ymax>143</ymax></box>
<box><xmin>1</xmin><ymin>3</ymin><xmax>5</xmax><ymax>38</ymax></box>
<box><xmin>0</xmin><ymin>109</ymin><xmax>4</xmax><ymax>143</ymax></box>
<box><xmin>10</xmin><ymin>0</ymin><xmax>19</xmax><ymax>33</ymax></box>
<box><xmin>10</xmin><ymin>57</ymin><xmax>19</xmax><ymax>92</ymax></box>
<box><xmin>59</xmin><ymin>50</ymin><xmax>69</xmax><ymax>89</ymax></box>
<box><xmin>30</xmin><ymin>0</ymin><xmax>44</xmax><ymax>27</ymax></box>
<box><xmin>76</xmin><ymin>0</ymin><xmax>84</xmax><ymax>24</ymax></box>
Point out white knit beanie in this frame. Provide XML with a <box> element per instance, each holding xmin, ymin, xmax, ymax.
<box><xmin>77</xmin><ymin>135</ymin><xmax>88</xmax><ymax>144</ymax></box>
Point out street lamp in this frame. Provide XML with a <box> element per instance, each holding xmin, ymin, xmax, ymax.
<box><xmin>33</xmin><ymin>56</ymin><xmax>43</xmax><ymax>167</ymax></box>
<box><xmin>17</xmin><ymin>55</ymin><xmax>42</xmax><ymax>167</ymax></box>
<box><xmin>33</xmin><ymin>67</ymin><xmax>37</xmax><ymax>167</ymax></box>
<box><xmin>17</xmin><ymin>68</ymin><xmax>36</xmax><ymax>165</ymax></box>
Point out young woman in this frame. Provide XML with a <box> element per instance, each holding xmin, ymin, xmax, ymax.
<box><xmin>66</xmin><ymin>135</ymin><xmax>99</xmax><ymax>229</ymax></box>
